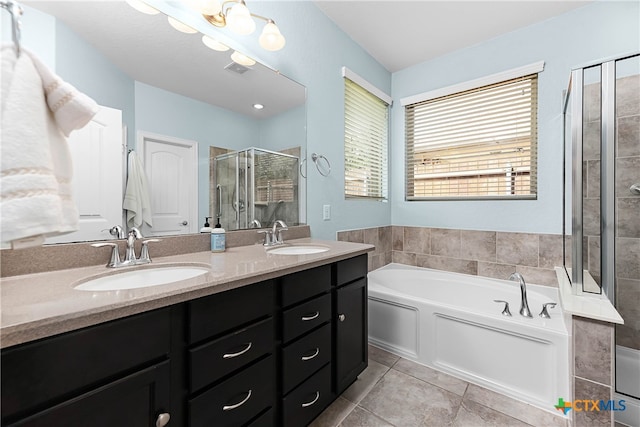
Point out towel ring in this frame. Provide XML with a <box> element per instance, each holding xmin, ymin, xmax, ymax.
<box><xmin>311</xmin><ymin>153</ymin><xmax>331</xmax><ymax>177</ymax></box>
<box><xmin>300</xmin><ymin>158</ymin><xmax>307</xmax><ymax>179</ymax></box>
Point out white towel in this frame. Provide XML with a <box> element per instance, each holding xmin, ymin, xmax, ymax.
<box><xmin>123</xmin><ymin>151</ymin><xmax>153</xmax><ymax>229</ymax></box>
<box><xmin>0</xmin><ymin>46</ymin><xmax>98</xmax><ymax>246</ymax></box>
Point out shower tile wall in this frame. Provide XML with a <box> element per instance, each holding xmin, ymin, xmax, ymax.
<box><xmin>337</xmin><ymin>226</ymin><xmax>565</xmax><ymax>286</ymax></box>
<box><xmin>615</xmin><ymin>74</ymin><xmax>640</xmax><ymax>351</ymax></box>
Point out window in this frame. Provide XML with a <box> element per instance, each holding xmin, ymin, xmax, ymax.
<box><xmin>404</xmin><ymin>67</ymin><xmax>541</xmax><ymax>200</ymax></box>
<box><xmin>344</xmin><ymin>69</ymin><xmax>390</xmax><ymax>200</ymax></box>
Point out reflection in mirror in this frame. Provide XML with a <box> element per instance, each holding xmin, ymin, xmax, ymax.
<box><xmin>15</xmin><ymin>1</ymin><xmax>306</xmax><ymax>243</ymax></box>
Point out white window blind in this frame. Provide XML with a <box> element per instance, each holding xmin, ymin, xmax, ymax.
<box><xmin>405</xmin><ymin>74</ymin><xmax>538</xmax><ymax>200</ymax></box>
<box><xmin>344</xmin><ymin>77</ymin><xmax>389</xmax><ymax>200</ymax></box>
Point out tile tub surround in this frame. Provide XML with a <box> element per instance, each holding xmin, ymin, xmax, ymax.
<box><xmin>311</xmin><ymin>344</ymin><xmax>569</xmax><ymax>427</ymax></box>
<box><xmin>0</xmin><ymin>237</ymin><xmax>371</xmax><ymax>348</ymax></box>
<box><xmin>0</xmin><ymin>225</ymin><xmax>311</xmax><ymax>277</ymax></box>
<box><xmin>338</xmin><ymin>226</ymin><xmax>563</xmax><ymax>286</ymax></box>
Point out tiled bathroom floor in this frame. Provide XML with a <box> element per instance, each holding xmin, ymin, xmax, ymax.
<box><xmin>311</xmin><ymin>345</ymin><xmax>569</xmax><ymax>427</ymax></box>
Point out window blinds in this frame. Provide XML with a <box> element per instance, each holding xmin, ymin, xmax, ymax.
<box><xmin>405</xmin><ymin>75</ymin><xmax>538</xmax><ymax>200</ymax></box>
<box><xmin>344</xmin><ymin>78</ymin><xmax>389</xmax><ymax>200</ymax></box>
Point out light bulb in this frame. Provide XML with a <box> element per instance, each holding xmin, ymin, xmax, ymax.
<box><xmin>259</xmin><ymin>21</ymin><xmax>286</xmax><ymax>51</ymax></box>
<box><xmin>226</xmin><ymin>3</ymin><xmax>255</xmax><ymax>35</ymax></box>
<box><xmin>125</xmin><ymin>0</ymin><xmax>160</xmax><ymax>15</ymax></box>
<box><xmin>253</xmin><ymin>103</ymin><xmax>264</xmax><ymax>110</ymax></box>
<box><xmin>167</xmin><ymin>16</ymin><xmax>198</xmax><ymax>34</ymax></box>
<box><xmin>202</xmin><ymin>35</ymin><xmax>229</xmax><ymax>52</ymax></box>
<box><xmin>200</xmin><ymin>0</ymin><xmax>222</xmax><ymax>15</ymax></box>
<box><xmin>231</xmin><ymin>51</ymin><xmax>256</xmax><ymax>66</ymax></box>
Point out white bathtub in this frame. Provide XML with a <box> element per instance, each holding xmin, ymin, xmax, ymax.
<box><xmin>368</xmin><ymin>263</ymin><xmax>570</xmax><ymax>413</ymax></box>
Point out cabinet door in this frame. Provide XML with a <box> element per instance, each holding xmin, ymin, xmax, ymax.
<box><xmin>335</xmin><ymin>278</ymin><xmax>368</xmax><ymax>395</ymax></box>
<box><xmin>7</xmin><ymin>361</ymin><xmax>171</xmax><ymax>427</ymax></box>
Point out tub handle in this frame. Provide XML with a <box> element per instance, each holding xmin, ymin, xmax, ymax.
<box><xmin>539</xmin><ymin>302</ymin><xmax>557</xmax><ymax>319</ymax></box>
<box><xmin>493</xmin><ymin>300</ymin><xmax>512</xmax><ymax>317</ymax></box>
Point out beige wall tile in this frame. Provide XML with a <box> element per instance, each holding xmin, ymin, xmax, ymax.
<box><xmin>460</xmin><ymin>230</ymin><xmax>496</xmax><ymax>262</ymax></box>
<box><xmin>431</xmin><ymin>228</ymin><xmax>461</xmax><ymax>258</ymax></box>
<box><xmin>378</xmin><ymin>226</ymin><xmax>392</xmax><ymax>253</ymax></box>
<box><xmin>478</xmin><ymin>262</ymin><xmax>516</xmax><ymax>280</ymax></box>
<box><xmin>364</xmin><ymin>227</ymin><xmax>381</xmax><ymax>254</ymax></box>
<box><xmin>496</xmin><ymin>232</ymin><xmax>539</xmax><ymax>267</ymax></box>
<box><xmin>574</xmin><ymin>378</ymin><xmax>612</xmax><ymax>427</ymax></box>
<box><xmin>416</xmin><ymin>254</ymin><xmax>477</xmax><ymax>276</ymax></box>
<box><xmin>403</xmin><ymin>226</ymin><xmax>430</xmax><ymax>254</ymax></box>
<box><xmin>538</xmin><ymin>234</ymin><xmax>565</xmax><ymax>269</ymax></box>
<box><xmin>515</xmin><ymin>266</ymin><xmax>558</xmax><ymax>287</ymax></box>
<box><xmin>615</xmin><ymin>157</ymin><xmax>640</xmax><ymax>196</ymax></box>
<box><xmin>574</xmin><ymin>317</ymin><xmax>613</xmax><ymax>385</ymax></box>
<box><xmin>392</xmin><ymin>226</ymin><xmax>404</xmax><ymax>251</ymax></box>
<box><xmin>617</xmin><ymin>199</ymin><xmax>640</xmax><ymax>238</ymax></box>
<box><xmin>615</xmin><ymin>237</ymin><xmax>640</xmax><ymax>279</ymax></box>
<box><xmin>392</xmin><ymin>251</ymin><xmax>416</xmax><ymax>266</ymax></box>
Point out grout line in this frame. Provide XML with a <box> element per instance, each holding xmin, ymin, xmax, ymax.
<box><xmin>574</xmin><ymin>375</ymin><xmax>613</xmax><ymax>389</ymax></box>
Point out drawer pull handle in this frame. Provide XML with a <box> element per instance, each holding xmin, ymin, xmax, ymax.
<box><xmin>301</xmin><ymin>311</ymin><xmax>320</xmax><ymax>321</ymax></box>
<box><xmin>223</xmin><ymin>390</ymin><xmax>252</xmax><ymax>411</ymax></box>
<box><xmin>301</xmin><ymin>347</ymin><xmax>320</xmax><ymax>361</ymax></box>
<box><xmin>156</xmin><ymin>413</ymin><xmax>171</xmax><ymax>427</ymax></box>
<box><xmin>223</xmin><ymin>342</ymin><xmax>252</xmax><ymax>359</ymax></box>
<box><xmin>338</xmin><ymin>314</ymin><xmax>346</xmax><ymax>322</ymax></box>
<box><xmin>301</xmin><ymin>391</ymin><xmax>320</xmax><ymax>408</ymax></box>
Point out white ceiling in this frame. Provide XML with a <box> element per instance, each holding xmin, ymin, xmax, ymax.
<box><xmin>314</xmin><ymin>1</ymin><xmax>592</xmax><ymax>73</ymax></box>
<box><xmin>25</xmin><ymin>1</ymin><xmax>305</xmax><ymax>119</ymax></box>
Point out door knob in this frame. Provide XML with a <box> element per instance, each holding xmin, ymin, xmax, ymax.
<box><xmin>156</xmin><ymin>413</ymin><xmax>170</xmax><ymax>427</ymax></box>
<box><xmin>181</xmin><ymin>221</ymin><xmax>188</xmax><ymax>226</ymax></box>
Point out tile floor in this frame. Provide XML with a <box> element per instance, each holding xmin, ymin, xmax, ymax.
<box><xmin>311</xmin><ymin>345</ymin><xmax>569</xmax><ymax>427</ymax></box>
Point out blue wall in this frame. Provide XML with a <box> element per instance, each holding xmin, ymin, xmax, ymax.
<box><xmin>390</xmin><ymin>1</ymin><xmax>640</xmax><ymax>234</ymax></box>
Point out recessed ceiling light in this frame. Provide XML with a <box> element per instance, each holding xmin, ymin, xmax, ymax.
<box><xmin>253</xmin><ymin>103</ymin><xmax>264</xmax><ymax>110</ymax></box>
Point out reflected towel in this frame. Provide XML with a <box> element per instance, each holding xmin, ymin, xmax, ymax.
<box><xmin>123</xmin><ymin>151</ymin><xmax>153</xmax><ymax>229</ymax></box>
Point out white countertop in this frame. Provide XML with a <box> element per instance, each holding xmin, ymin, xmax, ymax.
<box><xmin>0</xmin><ymin>239</ymin><xmax>373</xmax><ymax>348</ymax></box>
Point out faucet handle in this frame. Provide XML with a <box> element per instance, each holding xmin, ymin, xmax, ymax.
<box><xmin>91</xmin><ymin>242</ymin><xmax>122</xmax><ymax>267</ymax></box>
<box><xmin>257</xmin><ymin>230</ymin><xmax>273</xmax><ymax>246</ymax></box>
<box><xmin>539</xmin><ymin>302</ymin><xmax>557</xmax><ymax>319</ymax></box>
<box><xmin>493</xmin><ymin>300</ymin><xmax>512</xmax><ymax>317</ymax></box>
<box><xmin>138</xmin><ymin>239</ymin><xmax>161</xmax><ymax>264</ymax></box>
<box><xmin>128</xmin><ymin>227</ymin><xmax>143</xmax><ymax>239</ymax></box>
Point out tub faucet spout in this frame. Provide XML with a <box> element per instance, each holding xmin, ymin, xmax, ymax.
<box><xmin>509</xmin><ymin>273</ymin><xmax>533</xmax><ymax>318</ymax></box>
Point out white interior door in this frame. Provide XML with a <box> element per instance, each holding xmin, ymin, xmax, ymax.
<box><xmin>46</xmin><ymin>106</ymin><xmax>123</xmax><ymax>244</ymax></box>
<box><xmin>138</xmin><ymin>132</ymin><xmax>198</xmax><ymax>236</ymax></box>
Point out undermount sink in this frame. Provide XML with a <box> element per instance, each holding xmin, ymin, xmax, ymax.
<box><xmin>266</xmin><ymin>245</ymin><xmax>330</xmax><ymax>255</ymax></box>
<box><xmin>74</xmin><ymin>265</ymin><xmax>210</xmax><ymax>291</ymax></box>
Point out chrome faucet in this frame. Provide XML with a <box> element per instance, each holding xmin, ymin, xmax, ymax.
<box><xmin>125</xmin><ymin>227</ymin><xmax>143</xmax><ymax>264</ymax></box>
<box><xmin>249</xmin><ymin>219</ymin><xmax>262</xmax><ymax>229</ymax></box>
<box><xmin>509</xmin><ymin>273</ymin><xmax>532</xmax><ymax>318</ymax></box>
<box><xmin>272</xmin><ymin>220</ymin><xmax>288</xmax><ymax>244</ymax></box>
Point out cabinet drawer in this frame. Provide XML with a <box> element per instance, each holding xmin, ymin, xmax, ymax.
<box><xmin>281</xmin><ymin>265</ymin><xmax>331</xmax><ymax>308</ymax></box>
<box><xmin>336</xmin><ymin>254</ymin><xmax>367</xmax><ymax>287</ymax></box>
<box><xmin>282</xmin><ymin>293</ymin><xmax>331</xmax><ymax>343</ymax></box>
<box><xmin>282</xmin><ymin>324</ymin><xmax>331</xmax><ymax>394</ymax></box>
<box><xmin>189</xmin><ymin>355</ymin><xmax>275</xmax><ymax>427</ymax></box>
<box><xmin>188</xmin><ymin>280</ymin><xmax>274</xmax><ymax>344</ymax></box>
<box><xmin>189</xmin><ymin>317</ymin><xmax>274</xmax><ymax>392</ymax></box>
<box><xmin>1</xmin><ymin>308</ymin><xmax>171</xmax><ymax>420</ymax></box>
<box><xmin>282</xmin><ymin>364</ymin><xmax>332</xmax><ymax>427</ymax></box>
<box><xmin>247</xmin><ymin>407</ymin><xmax>274</xmax><ymax>427</ymax></box>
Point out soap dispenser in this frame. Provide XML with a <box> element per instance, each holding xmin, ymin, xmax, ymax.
<box><xmin>211</xmin><ymin>218</ymin><xmax>226</xmax><ymax>253</ymax></box>
<box><xmin>200</xmin><ymin>217</ymin><xmax>213</xmax><ymax>233</ymax></box>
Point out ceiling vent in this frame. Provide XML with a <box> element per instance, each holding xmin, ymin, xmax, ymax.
<box><xmin>225</xmin><ymin>62</ymin><xmax>249</xmax><ymax>74</ymax></box>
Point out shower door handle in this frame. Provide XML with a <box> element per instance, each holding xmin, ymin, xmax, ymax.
<box><xmin>630</xmin><ymin>183</ymin><xmax>640</xmax><ymax>195</ymax></box>
<box><xmin>217</xmin><ymin>184</ymin><xmax>222</xmax><ymax>217</ymax></box>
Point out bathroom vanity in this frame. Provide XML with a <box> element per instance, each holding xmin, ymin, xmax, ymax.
<box><xmin>0</xmin><ymin>241</ymin><xmax>370</xmax><ymax>427</ymax></box>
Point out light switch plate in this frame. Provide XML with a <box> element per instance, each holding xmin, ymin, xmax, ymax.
<box><xmin>323</xmin><ymin>204</ymin><xmax>331</xmax><ymax>220</ymax></box>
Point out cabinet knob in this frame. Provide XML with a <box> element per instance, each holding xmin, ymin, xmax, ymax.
<box><xmin>156</xmin><ymin>413</ymin><xmax>170</xmax><ymax>427</ymax></box>
<box><xmin>338</xmin><ymin>314</ymin><xmax>346</xmax><ymax>322</ymax></box>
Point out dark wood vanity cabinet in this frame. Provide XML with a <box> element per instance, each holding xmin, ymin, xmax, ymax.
<box><xmin>1</xmin><ymin>253</ymin><xmax>369</xmax><ymax>427</ymax></box>
<box><xmin>1</xmin><ymin>308</ymin><xmax>173</xmax><ymax>427</ymax></box>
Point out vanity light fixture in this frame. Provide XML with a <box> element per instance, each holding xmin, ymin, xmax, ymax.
<box><xmin>202</xmin><ymin>34</ymin><xmax>229</xmax><ymax>51</ymax></box>
<box><xmin>202</xmin><ymin>0</ymin><xmax>286</xmax><ymax>51</ymax></box>
<box><xmin>230</xmin><ymin>50</ymin><xmax>255</xmax><ymax>66</ymax></box>
<box><xmin>167</xmin><ymin>16</ymin><xmax>198</xmax><ymax>33</ymax></box>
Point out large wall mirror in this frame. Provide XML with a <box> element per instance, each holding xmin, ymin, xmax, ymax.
<box><xmin>17</xmin><ymin>1</ymin><xmax>306</xmax><ymax>244</ymax></box>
